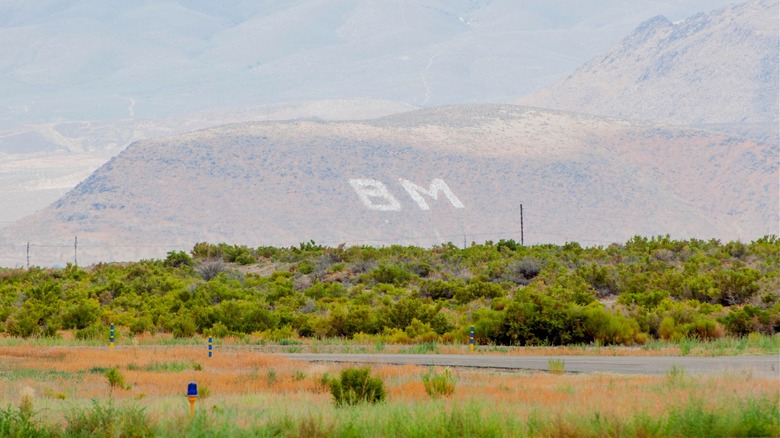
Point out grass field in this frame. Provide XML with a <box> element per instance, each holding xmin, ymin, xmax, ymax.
<box><xmin>0</xmin><ymin>342</ymin><xmax>777</xmax><ymax>437</ymax></box>
<box><xmin>2</xmin><ymin>331</ymin><xmax>779</xmax><ymax>357</ymax></box>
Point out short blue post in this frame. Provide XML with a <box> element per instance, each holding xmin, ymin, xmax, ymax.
<box><xmin>208</xmin><ymin>337</ymin><xmax>213</xmax><ymax>358</ymax></box>
<box><xmin>187</xmin><ymin>382</ymin><xmax>198</xmax><ymax>417</ymax></box>
<box><xmin>469</xmin><ymin>326</ymin><xmax>475</xmax><ymax>352</ymax></box>
<box><xmin>110</xmin><ymin>324</ymin><xmax>115</xmax><ymax>349</ymax></box>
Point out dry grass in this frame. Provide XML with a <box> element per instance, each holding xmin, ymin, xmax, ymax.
<box><xmin>0</xmin><ymin>344</ymin><xmax>776</xmax><ymax>428</ymax></box>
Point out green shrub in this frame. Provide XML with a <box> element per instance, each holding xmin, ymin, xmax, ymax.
<box><xmin>419</xmin><ymin>280</ymin><xmax>463</xmax><ymax>300</ymax></box>
<box><xmin>422</xmin><ymin>367</ymin><xmax>456</xmax><ymax>398</ymax></box>
<box><xmin>164</xmin><ymin>250</ymin><xmax>193</xmax><ymax>268</ymax></box>
<box><xmin>297</xmin><ymin>261</ymin><xmax>315</xmax><ymax>275</ymax></box>
<box><xmin>327</xmin><ymin>367</ymin><xmax>386</xmax><ymax>406</ymax></box>
<box><xmin>404</xmin><ymin>318</ymin><xmax>436</xmax><ymax>340</ymax></box>
<box><xmin>75</xmin><ymin>323</ymin><xmax>107</xmax><ymax>341</ymax></box>
<box><xmin>61</xmin><ymin>299</ymin><xmax>101</xmax><ymax>330</ymax></box>
<box><xmin>65</xmin><ymin>400</ymin><xmax>154</xmax><ymax>438</ymax></box>
<box><xmin>105</xmin><ymin>368</ymin><xmax>129</xmax><ymax>392</ymax></box>
<box><xmin>371</xmin><ymin>264</ymin><xmax>413</xmax><ymax>285</ymax></box>
<box><xmin>171</xmin><ymin>316</ymin><xmax>197</xmax><ymax>338</ymax></box>
<box><xmin>206</xmin><ymin>321</ymin><xmax>230</xmax><ymax>338</ymax></box>
<box><xmin>548</xmin><ymin>358</ymin><xmax>565</xmax><ymax>375</ymax></box>
<box><xmin>129</xmin><ymin>316</ymin><xmax>155</xmax><ymax>336</ymax></box>
<box><xmin>719</xmin><ymin>305</ymin><xmax>775</xmax><ymax>336</ymax></box>
<box><xmin>266</xmin><ymin>369</ymin><xmax>277</xmax><ymax>386</ymax></box>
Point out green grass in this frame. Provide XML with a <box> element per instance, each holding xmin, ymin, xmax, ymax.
<box><xmin>141</xmin><ymin>361</ymin><xmax>199</xmax><ymax>373</ymax></box>
<box><xmin>666</xmin><ymin>365</ymin><xmax>689</xmax><ymax>388</ymax></box>
<box><xmin>0</xmin><ymin>369</ymin><xmax>74</xmax><ymax>381</ymax></box>
<box><xmin>398</xmin><ymin>343</ymin><xmax>440</xmax><ymax>354</ymax></box>
<box><xmin>548</xmin><ymin>358</ymin><xmax>566</xmax><ymax>375</ymax></box>
<box><xmin>0</xmin><ymin>394</ymin><xmax>776</xmax><ymax>437</ymax></box>
<box><xmin>639</xmin><ymin>334</ymin><xmax>780</xmax><ymax>356</ymax></box>
<box><xmin>0</xmin><ymin>333</ymin><xmax>778</xmax><ymax>357</ymax></box>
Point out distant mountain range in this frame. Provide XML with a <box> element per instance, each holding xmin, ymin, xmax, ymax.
<box><xmin>519</xmin><ymin>0</ymin><xmax>779</xmax><ymax>128</ymax></box>
<box><xmin>0</xmin><ymin>0</ymin><xmax>747</xmax><ymax>225</ymax></box>
<box><xmin>1</xmin><ymin>1</ymin><xmax>777</xmax><ymax>266</ymax></box>
<box><xmin>1</xmin><ymin>104</ymin><xmax>775</xmax><ymax>266</ymax></box>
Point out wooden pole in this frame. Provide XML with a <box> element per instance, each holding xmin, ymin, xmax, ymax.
<box><xmin>520</xmin><ymin>204</ymin><xmax>524</xmax><ymax>246</ymax></box>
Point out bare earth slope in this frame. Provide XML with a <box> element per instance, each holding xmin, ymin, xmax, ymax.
<box><xmin>0</xmin><ymin>99</ymin><xmax>416</xmax><ymax>227</ymax></box>
<box><xmin>0</xmin><ymin>104</ymin><xmax>775</xmax><ymax>266</ymax></box>
<box><xmin>517</xmin><ymin>0</ymin><xmax>779</xmax><ymax>126</ymax></box>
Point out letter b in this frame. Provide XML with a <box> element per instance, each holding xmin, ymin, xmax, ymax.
<box><xmin>349</xmin><ymin>179</ymin><xmax>402</xmax><ymax>211</ymax></box>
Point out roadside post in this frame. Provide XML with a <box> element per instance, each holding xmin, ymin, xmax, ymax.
<box><xmin>469</xmin><ymin>326</ymin><xmax>475</xmax><ymax>352</ymax></box>
<box><xmin>187</xmin><ymin>382</ymin><xmax>198</xmax><ymax>417</ymax></box>
<box><xmin>110</xmin><ymin>324</ymin><xmax>114</xmax><ymax>349</ymax></box>
<box><xmin>209</xmin><ymin>337</ymin><xmax>213</xmax><ymax>358</ymax></box>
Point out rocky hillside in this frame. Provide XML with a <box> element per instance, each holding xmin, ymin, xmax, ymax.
<box><xmin>518</xmin><ymin>0</ymin><xmax>779</xmax><ymax>126</ymax></box>
<box><xmin>0</xmin><ymin>104</ymin><xmax>775</xmax><ymax>266</ymax></box>
<box><xmin>0</xmin><ymin>98</ymin><xmax>416</xmax><ymax>227</ymax></box>
<box><xmin>0</xmin><ymin>0</ymin><xmax>748</xmax><ymax>227</ymax></box>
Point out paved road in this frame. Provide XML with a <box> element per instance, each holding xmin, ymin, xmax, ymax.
<box><xmin>282</xmin><ymin>353</ymin><xmax>780</xmax><ymax>378</ymax></box>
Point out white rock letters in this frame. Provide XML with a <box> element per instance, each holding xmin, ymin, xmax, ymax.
<box><xmin>349</xmin><ymin>178</ymin><xmax>465</xmax><ymax>211</ymax></box>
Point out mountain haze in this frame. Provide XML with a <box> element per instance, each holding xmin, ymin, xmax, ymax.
<box><xmin>0</xmin><ymin>0</ymin><xmax>756</xmax><ymax>226</ymax></box>
<box><xmin>518</xmin><ymin>0</ymin><xmax>779</xmax><ymax>127</ymax></box>
<box><xmin>1</xmin><ymin>105</ymin><xmax>775</xmax><ymax>266</ymax></box>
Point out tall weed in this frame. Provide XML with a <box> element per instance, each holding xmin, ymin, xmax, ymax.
<box><xmin>0</xmin><ymin>405</ymin><xmax>49</xmax><ymax>438</ymax></box>
<box><xmin>65</xmin><ymin>400</ymin><xmax>154</xmax><ymax>438</ymax></box>
<box><xmin>422</xmin><ymin>367</ymin><xmax>456</xmax><ymax>398</ymax></box>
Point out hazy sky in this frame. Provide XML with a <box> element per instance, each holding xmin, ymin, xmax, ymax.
<box><xmin>0</xmin><ymin>0</ymin><xmax>743</xmax><ymax>126</ymax></box>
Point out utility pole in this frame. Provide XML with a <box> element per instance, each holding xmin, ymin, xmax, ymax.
<box><xmin>520</xmin><ymin>204</ymin><xmax>524</xmax><ymax>246</ymax></box>
<box><xmin>26</xmin><ymin>242</ymin><xmax>30</xmax><ymax>270</ymax></box>
<box><xmin>74</xmin><ymin>236</ymin><xmax>78</xmax><ymax>266</ymax></box>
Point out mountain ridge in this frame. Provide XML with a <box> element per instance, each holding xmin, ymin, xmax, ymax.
<box><xmin>1</xmin><ymin>104</ymin><xmax>775</xmax><ymax>266</ymax></box>
<box><xmin>517</xmin><ymin>0</ymin><xmax>779</xmax><ymax>125</ymax></box>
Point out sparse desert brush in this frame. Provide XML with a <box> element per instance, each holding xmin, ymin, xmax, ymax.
<box><xmin>548</xmin><ymin>358</ymin><xmax>565</xmax><ymax>375</ymax></box>
<box><xmin>328</xmin><ymin>367</ymin><xmax>386</xmax><ymax>406</ymax></box>
<box><xmin>422</xmin><ymin>367</ymin><xmax>456</xmax><ymax>398</ymax></box>
<box><xmin>106</xmin><ymin>367</ymin><xmax>130</xmax><ymax>394</ymax></box>
<box><xmin>18</xmin><ymin>387</ymin><xmax>34</xmax><ymax>419</ymax></box>
<box><xmin>0</xmin><ymin>344</ymin><xmax>776</xmax><ymax>436</ymax></box>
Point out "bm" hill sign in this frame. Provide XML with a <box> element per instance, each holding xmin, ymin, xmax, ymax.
<box><xmin>349</xmin><ymin>178</ymin><xmax>465</xmax><ymax>211</ymax></box>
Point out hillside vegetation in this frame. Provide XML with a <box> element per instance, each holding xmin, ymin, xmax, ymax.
<box><xmin>0</xmin><ymin>236</ymin><xmax>778</xmax><ymax>346</ymax></box>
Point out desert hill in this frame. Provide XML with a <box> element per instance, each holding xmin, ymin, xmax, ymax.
<box><xmin>0</xmin><ymin>99</ymin><xmax>416</xmax><ymax>227</ymax></box>
<box><xmin>0</xmin><ymin>104</ymin><xmax>775</xmax><ymax>266</ymax></box>
<box><xmin>0</xmin><ymin>0</ymin><xmax>751</xmax><ymax>227</ymax></box>
<box><xmin>517</xmin><ymin>0</ymin><xmax>779</xmax><ymax>127</ymax></box>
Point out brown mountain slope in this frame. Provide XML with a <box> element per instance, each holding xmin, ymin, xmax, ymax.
<box><xmin>517</xmin><ymin>0</ymin><xmax>779</xmax><ymax>125</ymax></box>
<box><xmin>0</xmin><ymin>104</ymin><xmax>776</xmax><ymax>266</ymax></box>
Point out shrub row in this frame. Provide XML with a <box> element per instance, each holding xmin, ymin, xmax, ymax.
<box><xmin>0</xmin><ymin>236</ymin><xmax>778</xmax><ymax>345</ymax></box>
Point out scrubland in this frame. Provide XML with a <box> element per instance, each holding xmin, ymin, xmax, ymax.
<box><xmin>0</xmin><ymin>345</ymin><xmax>777</xmax><ymax>437</ymax></box>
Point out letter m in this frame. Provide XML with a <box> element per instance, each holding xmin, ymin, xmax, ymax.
<box><xmin>399</xmin><ymin>178</ymin><xmax>465</xmax><ymax>210</ymax></box>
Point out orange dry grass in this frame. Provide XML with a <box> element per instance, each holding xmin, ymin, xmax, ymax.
<box><xmin>0</xmin><ymin>345</ymin><xmax>776</xmax><ymax>423</ymax></box>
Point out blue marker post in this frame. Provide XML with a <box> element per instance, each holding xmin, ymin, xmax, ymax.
<box><xmin>208</xmin><ymin>337</ymin><xmax>213</xmax><ymax>358</ymax></box>
<box><xmin>469</xmin><ymin>326</ymin><xmax>475</xmax><ymax>352</ymax></box>
<box><xmin>110</xmin><ymin>324</ymin><xmax>115</xmax><ymax>349</ymax></box>
<box><xmin>187</xmin><ymin>382</ymin><xmax>198</xmax><ymax>417</ymax></box>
